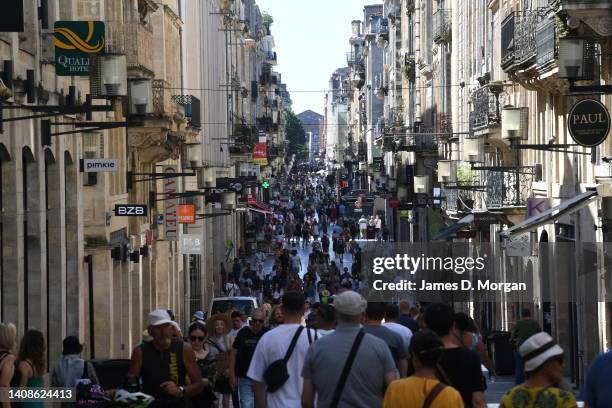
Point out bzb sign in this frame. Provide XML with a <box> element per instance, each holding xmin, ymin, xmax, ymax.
<box><xmin>114</xmin><ymin>204</ymin><xmax>147</xmax><ymax>216</ymax></box>
<box><xmin>568</xmin><ymin>99</ymin><xmax>611</xmax><ymax>147</ymax></box>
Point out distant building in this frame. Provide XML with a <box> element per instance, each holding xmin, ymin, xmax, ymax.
<box><xmin>297</xmin><ymin>110</ymin><xmax>323</xmax><ymax>162</ymax></box>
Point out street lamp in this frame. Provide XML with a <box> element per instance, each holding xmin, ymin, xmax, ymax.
<box><xmin>502</xmin><ymin>106</ymin><xmax>529</xmax><ymax>140</ymax></box>
<box><xmin>413</xmin><ymin>176</ymin><xmax>430</xmax><ymax>194</ymax></box>
<box><xmin>437</xmin><ymin>160</ymin><xmax>457</xmax><ymax>183</ymax></box>
<box><xmin>128</xmin><ymin>79</ymin><xmax>153</xmax><ymax>114</ymax></box>
<box><xmin>464</xmin><ymin>138</ymin><xmax>483</xmax><ymax>163</ymax></box>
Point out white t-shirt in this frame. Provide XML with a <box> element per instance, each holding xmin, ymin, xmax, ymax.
<box><xmin>358</xmin><ymin>218</ymin><xmax>368</xmax><ymax>229</ymax></box>
<box><xmin>247</xmin><ymin>323</ymin><xmax>316</xmax><ymax>408</ymax></box>
<box><xmin>291</xmin><ymin>256</ymin><xmax>302</xmax><ymax>271</ymax></box>
<box><xmin>383</xmin><ymin>321</ymin><xmax>413</xmax><ymax>352</ymax></box>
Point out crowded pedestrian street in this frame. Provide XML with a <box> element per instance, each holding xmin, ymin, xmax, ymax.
<box><xmin>1</xmin><ymin>0</ymin><xmax>612</xmax><ymax>407</ymax></box>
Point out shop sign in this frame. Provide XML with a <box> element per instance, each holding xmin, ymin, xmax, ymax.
<box><xmin>80</xmin><ymin>158</ymin><xmax>118</xmax><ymax>172</ymax></box>
<box><xmin>253</xmin><ymin>142</ymin><xmax>268</xmax><ymax>165</ymax></box>
<box><xmin>177</xmin><ymin>204</ymin><xmax>196</xmax><ymax>224</ymax></box>
<box><xmin>568</xmin><ymin>99</ymin><xmax>610</xmax><ymax>147</ymax></box>
<box><xmin>163</xmin><ymin>166</ymin><xmax>178</xmax><ymax>241</ymax></box>
<box><xmin>114</xmin><ymin>204</ymin><xmax>147</xmax><ymax>216</ymax></box>
<box><xmin>182</xmin><ymin>234</ymin><xmax>202</xmax><ymax>254</ymax></box>
<box><xmin>528</xmin><ymin>198</ymin><xmax>551</xmax><ymax>217</ymax></box>
<box><xmin>54</xmin><ymin>21</ymin><xmax>105</xmax><ymax>76</ymax></box>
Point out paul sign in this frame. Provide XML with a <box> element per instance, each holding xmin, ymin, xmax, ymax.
<box><xmin>568</xmin><ymin>99</ymin><xmax>611</xmax><ymax>147</ymax></box>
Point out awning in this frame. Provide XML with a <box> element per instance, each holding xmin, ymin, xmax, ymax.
<box><xmin>248</xmin><ymin>199</ymin><xmax>273</xmax><ymax>215</ymax></box>
<box><xmin>431</xmin><ymin>214</ymin><xmax>475</xmax><ymax>241</ymax></box>
<box><xmin>500</xmin><ymin>190</ymin><xmax>599</xmax><ymax>238</ymax></box>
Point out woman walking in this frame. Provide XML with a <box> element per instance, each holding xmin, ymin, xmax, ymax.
<box><xmin>15</xmin><ymin>330</ymin><xmax>46</xmax><ymax>408</ymax></box>
<box><xmin>188</xmin><ymin>322</ymin><xmax>217</xmax><ymax>408</ymax></box>
<box><xmin>0</xmin><ymin>323</ymin><xmax>16</xmax><ymax>408</ymax></box>
<box><xmin>207</xmin><ymin>314</ymin><xmax>234</xmax><ymax>408</ymax></box>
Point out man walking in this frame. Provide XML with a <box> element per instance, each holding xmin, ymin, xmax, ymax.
<box><xmin>424</xmin><ymin>304</ymin><xmax>487</xmax><ymax>408</ymax></box>
<box><xmin>383</xmin><ymin>303</ymin><xmax>413</xmax><ymax>352</ymax></box>
<box><xmin>230</xmin><ymin>309</ymin><xmax>267</xmax><ymax>408</ymax></box>
<box><xmin>127</xmin><ymin>310</ymin><xmax>204</xmax><ymax>407</ymax></box>
<box><xmin>397</xmin><ymin>300</ymin><xmax>420</xmax><ymax>333</ymax></box>
<box><xmin>247</xmin><ymin>292</ymin><xmax>317</xmax><ymax>408</ymax></box>
<box><xmin>358</xmin><ymin>215</ymin><xmax>368</xmax><ymax>239</ymax></box>
<box><xmin>362</xmin><ymin>302</ymin><xmax>408</xmax><ymax>377</ymax></box>
<box><xmin>510</xmin><ymin>308</ymin><xmax>541</xmax><ymax>385</ymax></box>
<box><xmin>301</xmin><ymin>291</ymin><xmax>398</xmax><ymax>408</ymax></box>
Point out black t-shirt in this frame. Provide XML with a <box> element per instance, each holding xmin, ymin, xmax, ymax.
<box><xmin>232</xmin><ymin>327</ymin><xmax>267</xmax><ymax>378</ymax></box>
<box><xmin>398</xmin><ymin>314</ymin><xmax>420</xmax><ymax>332</ymax></box>
<box><xmin>438</xmin><ymin>347</ymin><xmax>486</xmax><ymax>408</ymax></box>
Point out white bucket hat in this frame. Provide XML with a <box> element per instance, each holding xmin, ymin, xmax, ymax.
<box><xmin>519</xmin><ymin>332</ymin><xmax>564</xmax><ymax>373</ymax></box>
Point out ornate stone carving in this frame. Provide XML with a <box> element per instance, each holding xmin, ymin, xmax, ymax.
<box><xmin>583</xmin><ymin>16</ymin><xmax>612</xmax><ymax>37</ymax></box>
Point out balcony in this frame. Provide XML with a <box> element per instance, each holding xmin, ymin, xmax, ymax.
<box><xmin>433</xmin><ymin>9</ymin><xmax>451</xmax><ymax>44</ymax></box>
<box><xmin>389</xmin><ymin>107</ymin><xmax>405</xmax><ymax>127</ymax></box>
<box><xmin>437</xmin><ymin>113</ymin><xmax>453</xmax><ymax>137</ymax></box>
<box><xmin>484</xmin><ymin>170</ymin><xmax>532</xmax><ymax>209</ymax></box>
<box><xmin>346</xmin><ymin>50</ymin><xmax>365</xmax><ymax>70</ymax></box>
<box><xmin>501</xmin><ymin>11</ymin><xmax>547</xmax><ymax>73</ymax></box>
<box><xmin>256</xmin><ymin>116</ymin><xmax>273</xmax><ymax>132</ymax></box>
<box><xmin>469</xmin><ymin>84</ymin><xmax>502</xmax><ymax>133</ymax></box>
<box><xmin>152</xmin><ymin>79</ymin><xmax>181</xmax><ymax>116</ymax></box>
<box><xmin>265</xmin><ymin>51</ymin><xmax>277</xmax><ymax>65</ymax></box>
<box><xmin>441</xmin><ymin>186</ymin><xmax>475</xmax><ymax>214</ymax></box>
<box><xmin>171</xmin><ymin>95</ymin><xmax>201</xmax><ymax>129</ymax></box>
<box><xmin>126</xmin><ymin>23</ymin><xmax>155</xmax><ymax>76</ymax></box>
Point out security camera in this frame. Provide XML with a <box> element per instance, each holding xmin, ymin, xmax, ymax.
<box><xmin>602</xmin><ymin>156</ymin><xmax>612</xmax><ymax>163</ymax></box>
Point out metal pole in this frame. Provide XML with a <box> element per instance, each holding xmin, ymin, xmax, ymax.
<box><xmin>86</xmin><ymin>255</ymin><xmax>95</xmax><ymax>359</ymax></box>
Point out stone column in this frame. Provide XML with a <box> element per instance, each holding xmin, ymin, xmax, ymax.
<box><xmin>65</xmin><ymin>153</ymin><xmax>81</xmax><ymax>336</ymax></box>
<box><xmin>46</xmin><ymin>153</ymin><xmax>66</xmax><ymax>371</ymax></box>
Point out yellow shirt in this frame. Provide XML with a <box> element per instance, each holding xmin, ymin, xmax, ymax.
<box><xmin>500</xmin><ymin>385</ymin><xmax>577</xmax><ymax>408</ymax></box>
<box><xmin>383</xmin><ymin>377</ymin><xmax>464</xmax><ymax>408</ymax></box>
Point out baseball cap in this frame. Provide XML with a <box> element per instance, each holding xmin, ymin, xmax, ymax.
<box><xmin>147</xmin><ymin>309</ymin><xmax>173</xmax><ymax>327</ymax></box>
<box><xmin>333</xmin><ymin>290</ymin><xmax>367</xmax><ymax>316</ymax></box>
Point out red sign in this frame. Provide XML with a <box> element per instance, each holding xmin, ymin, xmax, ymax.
<box><xmin>388</xmin><ymin>197</ymin><xmax>400</xmax><ymax>209</ymax></box>
<box><xmin>253</xmin><ymin>143</ymin><xmax>268</xmax><ymax>165</ymax></box>
<box><xmin>177</xmin><ymin>204</ymin><xmax>196</xmax><ymax>224</ymax></box>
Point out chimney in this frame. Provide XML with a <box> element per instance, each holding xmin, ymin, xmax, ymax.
<box><xmin>351</xmin><ymin>20</ymin><xmax>362</xmax><ymax>38</ymax></box>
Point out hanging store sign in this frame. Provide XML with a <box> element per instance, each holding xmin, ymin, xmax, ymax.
<box><xmin>568</xmin><ymin>99</ymin><xmax>611</xmax><ymax>147</ymax></box>
<box><xmin>177</xmin><ymin>204</ymin><xmax>196</xmax><ymax>224</ymax></box>
<box><xmin>80</xmin><ymin>158</ymin><xmax>118</xmax><ymax>172</ymax></box>
<box><xmin>163</xmin><ymin>166</ymin><xmax>179</xmax><ymax>241</ymax></box>
<box><xmin>54</xmin><ymin>21</ymin><xmax>105</xmax><ymax>76</ymax></box>
<box><xmin>527</xmin><ymin>198</ymin><xmax>551</xmax><ymax>217</ymax></box>
<box><xmin>114</xmin><ymin>204</ymin><xmax>147</xmax><ymax>216</ymax></box>
<box><xmin>181</xmin><ymin>234</ymin><xmax>203</xmax><ymax>254</ymax></box>
<box><xmin>253</xmin><ymin>142</ymin><xmax>268</xmax><ymax>166</ymax></box>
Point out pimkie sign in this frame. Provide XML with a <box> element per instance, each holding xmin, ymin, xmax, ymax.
<box><xmin>568</xmin><ymin>99</ymin><xmax>610</xmax><ymax>147</ymax></box>
<box><xmin>54</xmin><ymin>21</ymin><xmax>105</xmax><ymax>76</ymax></box>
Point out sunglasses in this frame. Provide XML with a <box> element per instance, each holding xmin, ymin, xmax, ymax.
<box><xmin>189</xmin><ymin>336</ymin><xmax>205</xmax><ymax>342</ymax></box>
<box><xmin>251</xmin><ymin>319</ymin><xmax>264</xmax><ymax>323</ymax></box>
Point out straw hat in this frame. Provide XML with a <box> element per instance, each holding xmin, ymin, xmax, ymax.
<box><xmin>206</xmin><ymin>313</ymin><xmax>232</xmax><ymax>336</ymax></box>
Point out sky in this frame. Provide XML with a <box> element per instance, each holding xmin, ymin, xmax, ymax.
<box><xmin>256</xmin><ymin>0</ymin><xmax>381</xmax><ymax>116</ymax></box>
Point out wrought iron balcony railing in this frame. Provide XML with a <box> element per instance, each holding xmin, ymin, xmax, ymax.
<box><xmin>441</xmin><ymin>186</ymin><xmax>475</xmax><ymax>213</ymax></box>
<box><xmin>152</xmin><ymin>79</ymin><xmax>181</xmax><ymax>116</ymax></box>
<box><xmin>433</xmin><ymin>9</ymin><xmax>451</xmax><ymax>43</ymax></box>
<box><xmin>484</xmin><ymin>170</ymin><xmax>532</xmax><ymax>208</ymax></box>
<box><xmin>502</xmin><ymin>10</ymin><xmax>549</xmax><ymax>73</ymax></box>
<box><xmin>346</xmin><ymin>50</ymin><xmax>365</xmax><ymax>69</ymax></box>
<box><xmin>469</xmin><ymin>84</ymin><xmax>501</xmax><ymax>133</ymax></box>
<box><xmin>171</xmin><ymin>95</ymin><xmax>201</xmax><ymax>129</ymax></box>
<box><xmin>389</xmin><ymin>106</ymin><xmax>404</xmax><ymax>126</ymax></box>
<box><xmin>377</xmin><ymin>18</ymin><xmax>389</xmax><ymax>35</ymax></box>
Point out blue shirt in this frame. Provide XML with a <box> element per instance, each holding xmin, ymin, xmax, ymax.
<box><xmin>581</xmin><ymin>351</ymin><xmax>612</xmax><ymax>408</ymax></box>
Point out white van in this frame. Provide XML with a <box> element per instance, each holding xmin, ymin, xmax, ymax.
<box><xmin>208</xmin><ymin>296</ymin><xmax>259</xmax><ymax>319</ymax></box>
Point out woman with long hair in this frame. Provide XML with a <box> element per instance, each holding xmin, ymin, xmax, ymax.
<box><xmin>268</xmin><ymin>306</ymin><xmax>284</xmax><ymax>328</ymax></box>
<box><xmin>187</xmin><ymin>322</ymin><xmax>216</xmax><ymax>408</ymax></box>
<box><xmin>16</xmin><ymin>330</ymin><xmax>46</xmax><ymax>408</ymax></box>
<box><xmin>207</xmin><ymin>315</ymin><xmax>234</xmax><ymax>408</ymax></box>
<box><xmin>0</xmin><ymin>323</ymin><xmax>17</xmax><ymax>408</ymax></box>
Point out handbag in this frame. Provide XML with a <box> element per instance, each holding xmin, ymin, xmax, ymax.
<box><xmin>330</xmin><ymin>329</ymin><xmax>365</xmax><ymax>408</ymax></box>
<box><xmin>263</xmin><ymin>326</ymin><xmax>304</xmax><ymax>393</ymax></box>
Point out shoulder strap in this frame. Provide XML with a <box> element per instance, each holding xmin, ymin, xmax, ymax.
<box><xmin>330</xmin><ymin>329</ymin><xmax>365</xmax><ymax>408</ymax></box>
<box><xmin>436</xmin><ymin>363</ymin><xmax>453</xmax><ymax>387</ymax></box>
<box><xmin>423</xmin><ymin>382</ymin><xmax>446</xmax><ymax>408</ymax></box>
<box><xmin>283</xmin><ymin>326</ymin><xmax>304</xmax><ymax>362</ymax></box>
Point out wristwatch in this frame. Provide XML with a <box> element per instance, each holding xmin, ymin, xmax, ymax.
<box><xmin>179</xmin><ymin>386</ymin><xmax>185</xmax><ymax>397</ymax></box>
